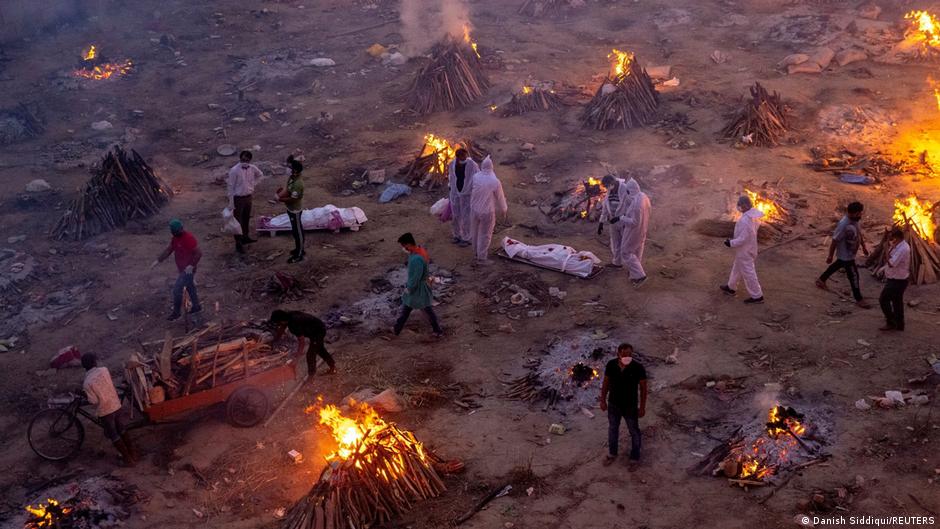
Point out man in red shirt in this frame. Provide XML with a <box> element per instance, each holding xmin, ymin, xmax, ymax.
<box><xmin>151</xmin><ymin>219</ymin><xmax>203</xmax><ymax>320</ymax></box>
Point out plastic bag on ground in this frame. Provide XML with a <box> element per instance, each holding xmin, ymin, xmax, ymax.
<box><xmin>379</xmin><ymin>183</ymin><xmax>411</xmax><ymax>203</ymax></box>
<box><xmin>367</xmin><ymin>388</ymin><xmax>405</xmax><ymax>412</ymax></box>
<box><xmin>221</xmin><ymin>208</ymin><xmax>243</xmax><ymax>235</ymax></box>
<box><xmin>430</xmin><ymin>198</ymin><xmax>449</xmax><ymax>216</ymax></box>
<box><xmin>439</xmin><ymin>199</ymin><xmax>453</xmax><ymax>222</ymax></box>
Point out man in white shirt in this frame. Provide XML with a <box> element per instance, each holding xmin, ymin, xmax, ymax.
<box><xmin>82</xmin><ymin>353</ymin><xmax>137</xmax><ymax>465</ymax></box>
<box><xmin>227</xmin><ymin>150</ymin><xmax>265</xmax><ymax>254</ymax></box>
<box><xmin>878</xmin><ymin>228</ymin><xmax>911</xmax><ymax>331</ymax></box>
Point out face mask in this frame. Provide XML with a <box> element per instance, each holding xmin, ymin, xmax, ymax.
<box><xmin>619</xmin><ymin>356</ymin><xmax>632</xmax><ymax>366</ymax></box>
<box><xmin>402</xmin><ymin>247</ymin><xmax>410</xmax><ymax>254</ymax></box>
<box><xmin>457</xmin><ymin>159</ymin><xmax>466</xmax><ymax>165</ymax></box>
<box><xmin>241</xmin><ymin>163</ymin><xmax>249</xmax><ymax>169</ymax></box>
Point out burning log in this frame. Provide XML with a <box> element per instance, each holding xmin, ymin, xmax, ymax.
<box><xmin>406</xmin><ymin>31</ymin><xmax>489</xmax><ymax>114</ymax></box>
<box><xmin>543</xmin><ymin>177</ymin><xmax>609</xmax><ymax>222</ymax></box>
<box><xmin>52</xmin><ymin>146</ymin><xmax>171</xmax><ymax>241</ymax></box>
<box><xmin>902</xmin><ymin>10</ymin><xmax>940</xmax><ymax>61</ymax></box>
<box><xmin>73</xmin><ymin>44</ymin><xmax>133</xmax><ymax>80</ymax></box>
<box><xmin>867</xmin><ymin>197</ymin><xmax>940</xmax><ymax>285</ymax></box>
<box><xmin>720</xmin><ymin>83</ymin><xmax>789</xmax><ymax>147</ymax></box>
<box><xmin>807</xmin><ymin>146</ymin><xmax>906</xmax><ymax>182</ymax></box>
<box><xmin>517</xmin><ymin>0</ymin><xmax>585</xmax><ymax>17</ymax></box>
<box><xmin>581</xmin><ymin>50</ymin><xmax>659</xmax><ymax>130</ymax></box>
<box><xmin>692</xmin><ymin>188</ymin><xmax>796</xmax><ymax>241</ymax></box>
<box><xmin>500</xmin><ymin>85</ymin><xmax>562</xmax><ymax>117</ymax></box>
<box><xmin>282</xmin><ymin>401</ymin><xmax>446</xmax><ymax>529</ymax></box>
<box><xmin>398</xmin><ymin>133</ymin><xmax>485</xmax><ymax>188</ymax></box>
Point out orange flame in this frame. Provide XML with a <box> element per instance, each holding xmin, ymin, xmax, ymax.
<box><xmin>744</xmin><ymin>189</ymin><xmax>781</xmax><ymax>221</ymax></box>
<box><xmin>82</xmin><ymin>45</ymin><xmax>97</xmax><ymax>61</ymax></box>
<box><xmin>522</xmin><ymin>85</ymin><xmax>533</xmax><ymax>95</ymax></box>
<box><xmin>608</xmin><ymin>49</ymin><xmax>633</xmax><ymax>78</ymax></box>
<box><xmin>25</xmin><ymin>498</ymin><xmax>70</xmax><ymax>528</ymax></box>
<box><xmin>74</xmin><ymin>45</ymin><xmax>133</xmax><ymax>80</ymax></box>
<box><xmin>463</xmin><ymin>26</ymin><xmax>480</xmax><ymax>58</ymax></box>
<box><xmin>906</xmin><ymin>10</ymin><xmax>940</xmax><ymax>48</ymax></box>
<box><xmin>767</xmin><ymin>405</ymin><xmax>805</xmax><ymax>437</ymax></box>
<box><xmin>420</xmin><ymin>133</ymin><xmax>457</xmax><ymax>176</ymax></box>
<box><xmin>894</xmin><ymin>196</ymin><xmax>936</xmax><ymax>240</ymax></box>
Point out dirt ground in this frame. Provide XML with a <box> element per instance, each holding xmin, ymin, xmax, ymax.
<box><xmin>0</xmin><ymin>0</ymin><xmax>938</xmax><ymax>528</ymax></box>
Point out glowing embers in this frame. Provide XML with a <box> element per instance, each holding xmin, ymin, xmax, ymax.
<box><xmin>73</xmin><ymin>45</ymin><xmax>133</xmax><ymax>80</ymax></box>
<box><xmin>545</xmin><ymin>176</ymin><xmax>609</xmax><ymax>222</ymax></box>
<box><xmin>905</xmin><ymin>10</ymin><xmax>940</xmax><ymax>57</ymax></box>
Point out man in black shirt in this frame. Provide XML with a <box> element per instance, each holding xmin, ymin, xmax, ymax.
<box><xmin>599</xmin><ymin>343</ymin><xmax>647</xmax><ymax>469</ymax></box>
<box><xmin>270</xmin><ymin>310</ymin><xmax>336</xmax><ymax>376</ymax></box>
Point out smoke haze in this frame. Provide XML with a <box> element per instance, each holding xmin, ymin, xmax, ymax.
<box><xmin>399</xmin><ymin>0</ymin><xmax>471</xmax><ymax>56</ymax></box>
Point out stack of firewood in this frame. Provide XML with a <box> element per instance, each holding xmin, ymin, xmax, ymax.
<box><xmin>406</xmin><ymin>36</ymin><xmax>490</xmax><ymax>114</ymax></box>
<box><xmin>517</xmin><ymin>0</ymin><xmax>585</xmax><ymax>17</ymax></box>
<box><xmin>867</xmin><ymin>218</ymin><xmax>940</xmax><ymax>285</ymax></box>
<box><xmin>281</xmin><ymin>424</ymin><xmax>446</xmax><ymax>529</ymax></box>
<box><xmin>501</xmin><ymin>86</ymin><xmax>562</xmax><ymax>117</ymax></box>
<box><xmin>503</xmin><ymin>373</ymin><xmax>561</xmax><ymax>406</ymax></box>
<box><xmin>581</xmin><ymin>56</ymin><xmax>659</xmax><ymax>130</ymax></box>
<box><xmin>399</xmin><ymin>139</ymin><xmax>486</xmax><ymax>188</ymax></box>
<box><xmin>807</xmin><ymin>146</ymin><xmax>906</xmax><ymax>181</ymax></box>
<box><xmin>720</xmin><ymin>83</ymin><xmax>789</xmax><ymax>147</ymax></box>
<box><xmin>52</xmin><ymin>146</ymin><xmax>171</xmax><ymax>241</ymax></box>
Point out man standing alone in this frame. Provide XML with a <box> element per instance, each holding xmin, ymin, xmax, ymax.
<box><xmin>816</xmin><ymin>201</ymin><xmax>870</xmax><ymax>308</ymax></box>
<box><xmin>447</xmin><ymin>149</ymin><xmax>479</xmax><ymax>247</ymax></box>
<box><xmin>599</xmin><ymin>344</ymin><xmax>647</xmax><ymax>470</ymax></box>
<box><xmin>469</xmin><ymin>156</ymin><xmax>508</xmax><ymax>264</ymax></box>
<box><xmin>276</xmin><ymin>158</ymin><xmax>305</xmax><ymax>263</ymax></box>
<box><xmin>227</xmin><ymin>150</ymin><xmax>264</xmax><ymax>254</ymax></box>
<box><xmin>151</xmin><ymin>219</ymin><xmax>202</xmax><ymax>321</ymax></box>
<box><xmin>721</xmin><ymin>195</ymin><xmax>765</xmax><ymax>304</ymax></box>
<box><xmin>620</xmin><ymin>178</ymin><xmax>651</xmax><ymax>286</ymax></box>
<box><xmin>393</xmin><ymin>233</ymin><xmax>444</xmax><ymax>337</ymax></box>
<box><xmin>878</xmin><ymin>228</ymin><xmax>911</xmax><ymax>331</ymax></box>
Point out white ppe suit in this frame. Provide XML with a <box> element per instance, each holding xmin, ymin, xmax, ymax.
<box><xmin>620</xmin><ymin>178</ymin><xmax>651</xmax><ymax>280</ymax></box>
<box><xmin>469</xmin><ymin>157</ymin><xmax>508</xmax><ymax>261</ymax></box>
<box><xmin>599</xmin><ymin>178</ymin><xmax>632</xmax><ymax>267</ymax></box>
<box><xmin>728</xmin><ymin>207</ymin><xmax>764</xmax><ymax>298</ymax></box>
<box><xmin>447</xmin><ymin>157</ymin><xmax>479</xmax><ymax>242</ymax></box>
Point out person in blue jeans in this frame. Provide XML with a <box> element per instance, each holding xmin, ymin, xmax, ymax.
<box><xmin>599</xmin><ymin>343</ymin><xmax>647</xmax><ymax>470</ymax></box>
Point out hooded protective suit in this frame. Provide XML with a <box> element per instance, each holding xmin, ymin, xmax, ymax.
<box><xmin>447</xmin><ymin>157</ymin><xmax>480</xmax><ymax>242</ymax></box>
<box><xmin>620</xmin><ymin>178</ymin><xmax>651</xmax><ymax>280</ymax></box>
<box><xmin>599</xmin><ymin>178</ymin><xmax>632</xmax><ymax>267</ymax></box>
<box><xmin>469</xmin><ymin>157</ymin><xmax>508</xmax><ymax>261</ymax></box>
<box><xmin>728</xmin><ymin>205</ymin><xmax>764</xmax><ymax>298</ymax></box>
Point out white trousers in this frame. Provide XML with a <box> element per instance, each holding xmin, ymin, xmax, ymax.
<box><xmin>470</xmin><ymin>211</ymin><xmax>497</xmax><ymax>261</ymax></box>
<box><xmin>451</xmin><ymin>194</ymin><xmax>472</xmax><ymax>241</ymax></box>
<box><xmin>728</xmin><ymin>255</ymin><xmax>763</xmax><ymax>298</ymax></box>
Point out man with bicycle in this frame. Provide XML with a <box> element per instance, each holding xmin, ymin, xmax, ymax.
<box><xmin>82</xmin><ymin>354</ymin><xmax>137</xmax><ymax>465</ymax></box>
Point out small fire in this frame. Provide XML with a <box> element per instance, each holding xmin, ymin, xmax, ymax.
<box><xmin>420</xmin><ymin>133</ymin><xmax>457</xmax><ymax>176</ymax></box>
<box><xmin>767</xmin><ymin>405</ymin><xmax>806</xmax><ymax>437</ymax></box>
<box><xmin>893</xmin><ymin>196</ymin><xmax>936</xmax><ymax>240</ymax></box>
<box><xmin>522</xmin><ymin>85</ymin><xmax>533</xmax><ymax>95</ymax></box>
<box><xmin>74</xmin><ymin>44</ymin><xmax>133</xmax><ymax>80</ymax></box>
<box><xmin>744</xmin><ymin>188</ymin><xmax>781</xmax><ymax>221</ymax></box>
<box><xmin>463</xmin><ymin>26</ymin><xmax>480</xmax><ymax>59</ymax></box>
<box><xmin>82</xmin><ymin>45</ymin><xmax>97</xmax><ymax>61</ymax></box>
<box><xmin>934</xmin><ymin>87</ymin><xmax>940</xmax><ymax>111</ymax></box>
<box><xmin>25</xmin><ymin>498</ymin><xmax>70</xmax><ymax>528</ymax></box>
<box><xmin>587</xmin><ymin>177</ymin><xmax>603</xmax><ymax>187</ymax></box>
<box><xmin>906</xmin><ymin>10</ymin><xmax>940</xmax><ymax>48</ymax></box>
<box><xmin>608</xmin><ymin>49</ymin><xmax>633</xmax><ymax>78</ymax></box>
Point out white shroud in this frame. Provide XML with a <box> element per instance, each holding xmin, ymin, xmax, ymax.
<box><xmin>502</xmin><ymin>237</ymin><xmax>601</xmax><ymax>277</ymax></box>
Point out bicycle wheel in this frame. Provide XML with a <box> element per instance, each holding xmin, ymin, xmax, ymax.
<box><xmin>28</xmin><ymin>409</ymin><xmax>85</xmax><ymax>461</ymax></box>
<box><xmin>226</xmin><ymin>386</ymin><xmax>269</xmax><ymax>427</ymax></box>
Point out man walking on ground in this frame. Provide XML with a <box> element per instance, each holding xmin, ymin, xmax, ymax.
<box><xmin>469</xmin><ymin>156</ymin><xmax>508</xmax><ymax>264</ymax></box>
<box><xmin>878</xmin><ymin>227</ymin><xmax>911</xmax><ymax>332</ymax></box>
<box><xmin>227</xmin><ymin>150</ymin><xmax>265</xmax><ymax>254</ymax></box>
<box><xmin>269</xmin><ymin>310</ymin><xmax>336</xmax><ymax>376</ymax></box>
<box><xmin>276</xmin><ymin>158</ymin><xmax>305</xmax><ymax>263</ymax></box>
<box><xmin>620</xmin><ymin>178</ymin><xmax>651</xmax><ymax>286</ymax></box>
<box><xmin>599</xmin><ymin>343</ymin><xmax>647</xmax><ymax>470</ymax></box>
<box><xmin>151</xmin><ymin>219</ymin><xmax>202</xmax><ymax>321</ymax></box>
<box><xmin>816</xmin><ymin>201</ymin><xmax>870</xmax><ymax>308</ymax></box>
<box><xmin>598</xmin><ymin>174</ymin><xmax>631</xmax><ymax>268</ymax></box>
<box><xmin>720</xmin><ymin>195</ymin><xmax>765</xmax><ymax>304</ymax></box>
<box><xmin>447</xmin><ymin>148</ymin><xmax>479</xmax><ymax>247</ymax></box>
<box><xmin>393</xmin><ymin>233</ymin><xmax>444</xmax><ymax>337</ymax></box>
<box><xmin>82</xmin><ymin>353</ymin><xmax>137</xmax><ymax>466</ymax></box>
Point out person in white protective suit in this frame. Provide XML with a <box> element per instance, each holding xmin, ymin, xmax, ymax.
<box><xmin>720</xmin><ymin>195</ymin><xmax>765</xmax><ymax>304</ymax></box>
<box><xmin>620</xmin><ymin>178</ymin><xmax>651</xmax><ymax>286</ymax></box>
<box><xmin>469</xmin><ymin>156</ymin><xmax>508</xmax><ymax>263</ymax></box>
<box><xmin>447</xmin><ymin>148</ymin><xmax>479</xmax><ymax>247</ymax></box>
<box><xmin>598</xmin><ymin>175</ymin><xmax>632</xmax><ymax>268</ymax></box>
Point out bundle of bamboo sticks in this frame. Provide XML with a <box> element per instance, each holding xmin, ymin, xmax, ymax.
<box><xmin>503</xmin><ymin>373</ymin><xmax>562</xmax><ymax>406</ymax></box>
<box><xmin>867</xmin><ymin>218</ymin><xmax>940</xmax><ymax>285</ymax></box>
<box><xmin>720</xmin><ymin>83</ymin><xmax>789</xmax><ymax>147</ymax></box>
<box><xmin>53</xmin><ymin>146</ymin><xmax>171</xmax><ymax>240</ymax></box>
<box><xmin>282</xmin><ymin>425</ymin><xmax>446</xmax><ymax>529</ymax></box>
<box><xmin>406</xmin><ymin>36</ymin><xmax>490</xmax><ymax>114</ymax></box>
<box><xmin>581</xmin><ymin>57</ymin><xmax>659</xmax><ymax>130</ymax></box>
<box><xmin>501</xmin><ymin>87</ymin><xmax>562</xmax><ymax>117</ymax></box>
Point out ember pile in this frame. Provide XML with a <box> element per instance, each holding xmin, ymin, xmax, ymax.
<box><xmin>543</xmin><ymin>177</ymin><xmax>609</xmax><ymax>222</ymax></box>
<box><xmin>500</xmin><ymin>85</ymin><xmax>562</xmax><ymax>117</ymax></box>
<box><xmin>19</xmin><ymin>476</ymin><xmax>140</xmax><ymax>529</ymax></box>
<box><xmin>517</xmin><ymin>0</ymin><xmax>585</xmax><ymax>17</ymax></box>
<box><xmin>127</xmin><ymin>322</ymin><xmax>289</xmax><ymax>409</ymax></box>
<box><xmin>868</xmin><ymin>196</ymin><xmax>940</xmax><ymax>284</ymax></box>
<box><xmin>582</xmin><ymin>50</ymin><xmax>659</xmax><ymax>130</ymax></box>
<box><xmin>282</xmin><ymin>400</ymin><xmax>445</xmax><ymax>529</ymax></box>
<box><xmin>720</xmin><ymin>83</ymin><xmax>789</xmax><ymax>147</ymax></box>
<box><xmin>808</xmin><ymin>146</ymin><xmax>909</xmax><ymax>183</ymax></box>
<box><xmin>903</xmin><ymin>10</ymin><xmax>940</xmax><ymax>60</ymax></box>
<box><xmin>406</xmin><ymin>29</ymin><xmax>489</xmax><ymax>114</ymax></box>
<box><xmin>398</xmin><ymin>133</ymin><xmax>485</xmax><ymax>188</ymax></box>
<box><xmin>73</xmin><ymin>44</ymin><xmax>133</xmax><ymax>80</ymax></box>
<box><xmin>52</xmin><ymin>146</ymin><xmax>171</xmax><ymax>241</ymax></box>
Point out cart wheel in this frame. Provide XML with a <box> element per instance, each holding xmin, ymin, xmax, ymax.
<box><xmin>226</xmin><ymin>386</ymin><xmax>269</xmax><ymax>427</ymax></box>
<box><xmin>28</xmin><ymin>409</ymin><xmax>85</xmax><ymax>461</ymax></box>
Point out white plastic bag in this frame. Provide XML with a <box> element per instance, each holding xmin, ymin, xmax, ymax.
<box><xmin>429</xmin><ymin>197</ymin><xmax>449</xmax><ymax>216</ymax></box>
<box><xmin>221</xmin><ymin>207</ymin><xmax>243</xmax><ymax>236</ymax></box>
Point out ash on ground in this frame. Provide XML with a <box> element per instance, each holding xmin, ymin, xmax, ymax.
<box><xmin>14</xmin><ymin>475</ymin><xmax>143</xmax><ymax>529</ymax></box>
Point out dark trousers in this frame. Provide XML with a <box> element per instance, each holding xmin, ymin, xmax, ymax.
<box><xmin>288</xmin><ymin>210</ymin><xmax>305</xmax><ymax>256</ymax></box>
<box><xmin>879</xmin><ymin>278</ymin><xmax>908</xmax><ymax>330</ymax></box>
<box><xmin>172</xmin><ymin>272</ymin><xmax>200</xmax><ymax>315</ymax></box>
<box><xmin>233</xmin><ymin>195</ymin><xmax>253</xmax><ymax>246</ymax></box>
<box><xmin>607</xmin><ymin>403</ymin><xmax>641</xmax><ymax>459</ymax></box>
<box><xmin>820</xmin><ymin>259</ymin><xmax>862</xmax><ymax>301</ymax></box>
<box><xmin>306</xmin><ymin>336</ymin><xmax>335</xmax><ymax>375</ymax></box>
<box><xmin>394</xmin><ymin>306</ymin><xmax>442</xmax><ymax>335</ymax></box>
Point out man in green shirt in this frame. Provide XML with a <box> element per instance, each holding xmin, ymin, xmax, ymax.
<box><xmin>393</xmin><ymin>233</ymin><xmax>443</xmax><ymax>337</ymax></box>
<box><xmin>277</xmin><ymin>158</ymin><xmax>305</xmax><ymax>263</ymax></box>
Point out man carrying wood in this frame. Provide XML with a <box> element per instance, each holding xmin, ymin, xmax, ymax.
<box><xmin>276</xmin><ymin>157</ymin><xmax>305</xmax><ymax>264</ymax></box>
<box><xmin>877</xmin><ymin>228</ymin><xmax>911</xmax><ymax>332</ymax></box>
<box><xmin>227</xmin><ymin>150</ymin><xmax>265</xmax><ymax>254</ymax></box>
<box><xmin>269</xmin><ymin>310</ymin><xmax>336</xmax><ymax>376</ymax></box>
<box><xmin>81</xmin><ymin>353</ymin><xmax>137</xmax><ymax>466</ymax></box>
<box><xmin>816</xmin><ymin>201</ymin><xmax>870</xmax><ymax>308</ymax></box>
<box><xmin>447</xmin><ymin>149</ymin><xmax>478</xmax><ymax>247</ymax></box>
<box><xmin>720</xmin><ymin>195</ymin><xmax>764</xmax><ymax>304</ymax></box>
<box><xmin>599</xmin><ymin>344</ymin><xmax>647</xmax><ymax>470</ymax></box>
<box><xmin>150</xmin><ymin>219</ymin><xmax>202</xmax><ymax>321</ymax></box>
<box><xmin>393</xmin><ymin>233</ymin><xmax>444</xmax><ymax>337</ymax></box>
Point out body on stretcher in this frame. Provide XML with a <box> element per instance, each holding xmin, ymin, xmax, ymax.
<box><xmin>498</xmin><ymin>236</ymin><xmax>605</xmax><ymax>278</ymax></box>
<box><xmin>256</xmin><ymin>205</ymin><xmax>368</xmax><ymax>236</ymax></box>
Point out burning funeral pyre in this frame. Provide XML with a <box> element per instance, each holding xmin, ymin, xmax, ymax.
<box><xmin>581</xmin><ymin>49</ymin><xmax>659</xmax><ymax>130</ymax></box>
<box><xmin>406</xmin><ymin>28</ymin><xmax>489</xmax><ymax>114</ymax></box>
<box><xmin>867</xmin><ymin>196</ymin><xmax>940</xmax><ymax>284</ymax></box>
<box><xmin>720</xmin><ymin>83</ymin><xmax>790</xmax><ymax>147</ymax></box>
<box><xmin>543</xmin><ymin>177</ymin><xmax>609</xmax><ymax>222</ymax></box>
<box><xmin>500</xmin><ymin>84</ymin><xmax>563</xmax><ymax>117</ymax></box>
<box><xmin>52</xmin><ymin>146</ymin><xmax>171</xmax><ymax>241</ymax></box>
<box><xmin>398</xmin><ymin>133</ymin><xmax>485</xmax><ymax>188</ymax></box>
<box><xmin>281</xmin><ymin>400</ymin><xmax>446</xmax><ymax>529</ymax></box>
<box><xmin>692</xmin><ymin>187</ymin><xmax>800</xmax><ymax>242</ymax></box>
<box><xmin>73</xmin><ymin>45</ymin><xmax>133</xmax><ymax>80</ymax></box>
<box><xmin>902</xmin><ymin>10</ymin><xmax>940</xmax><ymax>60</ymax></box>
<box><xmin>692</xmin><ymin>405</ymin><xmax>828</xmax><ymax>487</ymax></box>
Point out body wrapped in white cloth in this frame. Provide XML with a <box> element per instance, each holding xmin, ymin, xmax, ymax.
<box><xmin>502</xmin><ymin>237</ymin><xmax>601</xmax><ymax>277</ymax></box>
<box><xmin>258</xmin><ymin>205</ymin><xmax>368</xmax><ymax>233</ymax></box>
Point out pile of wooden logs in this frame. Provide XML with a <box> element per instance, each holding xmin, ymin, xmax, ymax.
<box><xmin>720</xmin><ymin>83</ymin><xmax>789</xmax><ymax>147</ymax></box>
<box><xmin>281</xmin><ymin>423</ymin><xmax>446</xmax><ymax>529</ymax></box>
<box><xmin>867</xmin><ymin>219</ymin><xmax>940</xmax><ymax>285</ymax></box>
<box><xmin>52</xmin><ymin>146</ymin><xmax>171</xmax><ymax>241</ymax></box>
<box><xmin>406</xmin><ymin>36</ymin><xmax>489</xmax><ymax>114</ymax></box>
<box><xmin>399</xmin><ymin>139</ymin><xmax>486</xmax><ymax>188</ymax></box>
<box><xmin>503</xmin><ymin>373</ymin><xmax>561</xmax><ymax>406</ymax></box>
<box><xmin>692</xmin><ymin>218</ymin><xmax>776</xmax><ymax>242</ymax></box>
<box><xmin>125</xmin><ymin>322</ymin><xmax>287</xmax><ymax>410</ymax></box>
<box><xmin>541</xmin><ymin>178</ymin><xmax>609</xmax><ymax>222</ymax></box>
<box><xmin>807</xmin><ymin>146</ymin><xmax>906</xmax><ymax>182</ymax></box>
<box><xmin>501</xmin><ymin>86</ymin><xmax>562</xmax><ymax>117</ymax></box>
<box><xmin>517</xmin><ymin>0</ymin><xmax>585</xmax><ymax>17</ymax></box>
<box><xmin>581</xmin><ymin>56</ymin><xmax>659</xmax><ymax>130</ymax></box>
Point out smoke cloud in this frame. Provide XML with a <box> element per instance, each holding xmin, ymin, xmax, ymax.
<box><xmin>399</xmin><ymin>0</ymin><xmax>471</xmax><ymax>57</ymax></box>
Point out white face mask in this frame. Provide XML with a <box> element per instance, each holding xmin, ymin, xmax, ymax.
<box><xmin>619</xmin><ymin>356</ymin><xmax>632</xmax><ymax>366</ymax></box>
<box><xmin>457</xmin><ymin>159</ymin><xmax>466</xmax><ymax>165</ymax></box>
<box><xmin>402</xmin><ymin>247</ymin><xmax>410</xmax><ymax>254</ymax></box>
